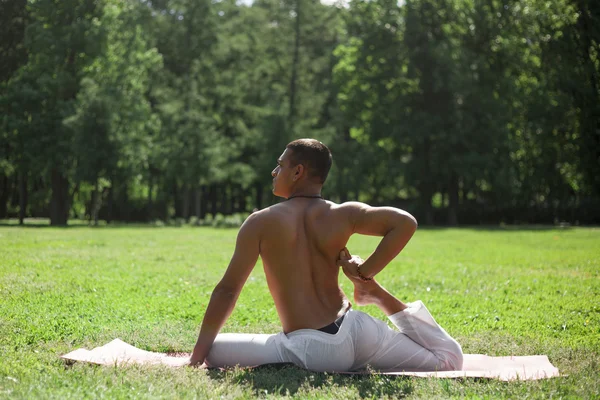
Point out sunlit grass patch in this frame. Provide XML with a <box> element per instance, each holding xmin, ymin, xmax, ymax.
<box><xmin>1</xmin><ymin>226</ymin><xmax>598</xmax><ymax>398</ymax></box>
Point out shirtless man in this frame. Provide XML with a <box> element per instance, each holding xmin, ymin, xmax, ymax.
<box><xmin>188</xmin><ymin>139</ymin><xmax>463</xmax><ymax>372</ymax></box>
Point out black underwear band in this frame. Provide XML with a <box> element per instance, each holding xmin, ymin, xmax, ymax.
<box><xmin>317</xmin><ymin>314</ymin><xmax>346</xmax><ymax>335</ymax></box>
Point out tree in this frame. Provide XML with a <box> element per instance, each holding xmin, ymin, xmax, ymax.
<box><xmin>3</xmin><ymin>0</ymin><xmax>106</xmax><ymax>225</ymax></box>
<box><xmin>0</xmin><ymin>0</ymin><xmax>28</xmax><ymax>222</ymax></box>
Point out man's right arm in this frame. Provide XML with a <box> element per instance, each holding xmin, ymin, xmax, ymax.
<box><xmin>188</xmin><ymin>213</ymin><xmax>261</xmax><ymax>366</ymax></box>
<box><xmin>343</xmin><ymin>202</ymin><xmax>418</xmax><ymax>279</ymax></box>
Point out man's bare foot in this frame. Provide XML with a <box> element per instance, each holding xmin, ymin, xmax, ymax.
<box><xmin>351</xmin><ymin>279</ymin><xmax>408</xmax><ymax>315</ymax></box>
<box><xmin>353</xmin><ymin>279</ymin><xmax>382</xmax><ymax>306</ymax></box>
<box><xmin>338</xmin><ymin>248</ymin><xmax>408</xmax><ymax>314</ymax></box>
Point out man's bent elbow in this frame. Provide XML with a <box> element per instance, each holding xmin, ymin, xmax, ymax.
<box><xmin>398</xmin><ymin>210</ymin><xmax>418</xmax><ymax>232</ymax></box>
<box><xmin>408</xmin><ymin>213</ymin><xmax>418</xmax><ymax>230</ymax></box>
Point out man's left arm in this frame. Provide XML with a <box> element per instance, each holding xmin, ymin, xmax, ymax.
<box><xmin>189</xmin><ymin>214</ymin><xmax>261</xmax><ymax>366</ymax></box>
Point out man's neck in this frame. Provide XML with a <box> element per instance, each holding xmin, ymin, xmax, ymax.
<box><xmin>287</xmin><ymin>194</ymin><xmax>323</xmax><ymax>201</ymax></box>
<box><xmin>287</xmin><ymin>183</ymin><xmax>323</xmax><ymax>199</ymax></box>
<box><xmin>288</xmin><ymin>191</ymin><xmax>322</xmax><ymax>198</ymax></box>
<box><xmin>287</xmin><ymin>190</ymin><xmax>322</xmax><ymax>200</ymax></box>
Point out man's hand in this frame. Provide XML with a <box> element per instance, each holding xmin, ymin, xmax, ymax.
<box><xmin>161</xmin><ymin>355</ymin><xmax>210</xmax><ymax>368</ymax></box>
<box><xmin>337</xmin><ymin>247</ymin><xmax>365</xmax><ymax>283</ymax></box>
<box><xmin>159</xmin><ymin>356</ymin><xmax>201</xmax><ymax>368</ymax></box>
<box><xmin>188</xmin><ymin>355</ymin><xmax>206</xmax><ymax>368</ymax></box>
<box><xmin>188</xmin><ymin>360</ymin><xmax>208</xmax><ymax>369</ymax></box>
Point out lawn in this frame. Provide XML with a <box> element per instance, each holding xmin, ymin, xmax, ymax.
<box><xmin>1</xmin><ymin>223</ymin><xmax>599</xmax><ymax>399</ymax></box>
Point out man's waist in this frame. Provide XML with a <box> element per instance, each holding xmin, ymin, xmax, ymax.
<box><xmin>317</xmin><ymin>312</ymin><xmax>347</xmax><ymax>335</ymax></box>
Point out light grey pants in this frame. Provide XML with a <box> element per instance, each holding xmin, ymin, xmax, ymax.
<box><xmin>206</xmin><ymin>301</ymin><xmax>463</xmax><ymax>372</ymax></box>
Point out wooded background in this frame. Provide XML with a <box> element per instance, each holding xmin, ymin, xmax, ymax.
<box><xmin>1</xmin><ymin>0</ymin><xmax>598</xmax><ymax>226</ymax></box>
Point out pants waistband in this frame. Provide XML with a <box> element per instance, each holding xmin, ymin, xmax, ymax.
<box><xmin>317</xmin><ymin>313</ymin><xmax>346</xmax><ymax>335</ymax></box>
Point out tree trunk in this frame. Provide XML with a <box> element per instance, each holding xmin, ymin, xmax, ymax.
<box><xmin>18</xmin><ymin>169</ymin><xmax>27</xmax><ymax>225</ymax></box>
<box><xmin>90</xmin><ymin>182</ymin><xmax>97</xmax><ymax>225</ymax></box>
<box><xmin>239</xmin><ymin>186</ymin><xmax>247</xmax><ymax>213</ymax></box>
<box><xmin>418</xmin><ymin>182</ymin><xmax>434</xmax><ymax>225</ymax></box>
<box><xmin>120</xmin><ymin>181</ymin><xmax>129</xmax><ymax>222</ymax></box>
<box><xmin>447</xmin><ymin>173</ymin><xmax>459</xmax><ymax>226</ymax></box>
<box><xmin>50</xmin><ymin>167</ymin><xmax>69</xmax><ymax>226</ymax></box>
<box><xmin>194</xmin><ymin>186</ymin><xmax>202</xmax><ymax>221</ymax></box>
<box><xmin>200</xmin><ymin>185</ymin><xmax>208</xmax><ymax>219</ymax></box>
<box><xmin>230</xmin><ymin>185</ymin><xmax>236</xmax><ymax>214</ymax></box>
<box><xmin>106</xmin><ymin>183</ymin><xmax>114</xmax><ymax>224</ymax></box>
<box><xmin>147</xmin><ymin>173</ymin><xmax>154</xmax><ymax>221</ymax></box>
<box><xmin>161</xmin><ymin>182</ymin><xmax>169</xmax><ymax>221</ymax></box>
<box><xmin>209</xmin><ymin>184</ymin><xmax>217</xmax><ymax>216</ymax></box>
<box><xmin>182</xmin><ymin>184</ymin><xmax>190</xmax><ymax>221</ymax></box>
<box><xmin>218</xmin><ymin>185</ymin><xmax>227</xmax><ymax>214</ymax></box>
<box><xmin>340</xmin><ymin>190</ymin><xmax>348</xmax><ymax>203</ymax></box>
<box><xmin>91</xmin><ymin>180</ymin><xmax>101</xmax><ymax>226</ymax></box>
<box><xmin>120</xmin><ymin>181</ymin><xmax>130</xmax><ymax>222</ymax></box>
<box><xmin>172</xmin><ymin>182</ymin><xmax>181</xmax><ymax>218</ymax></box>
<box><xmin>419</xmin><ymin>136</ymin><xmax>434</xmax><ymax>225</ymax></box>
<box><xmin>0</xmin><ymin>173</ymin><xmax>8</xmax><ymax>219</ymax></box>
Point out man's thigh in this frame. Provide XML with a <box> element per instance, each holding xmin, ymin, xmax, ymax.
<box><xmin>206</xmin><ymin>333</ymin><xmax>284</xmax><ymax>367</ymax></box>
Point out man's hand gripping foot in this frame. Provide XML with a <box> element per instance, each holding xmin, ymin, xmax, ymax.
<box><xmin>337</xmin><ymin>248</ymin><xmax>380</xmax><ymax>306</ymax></box>
<box><xmin>337</xmin><ymin>248</ymin><xmax>408</xmax><ymax>314</ymax></box>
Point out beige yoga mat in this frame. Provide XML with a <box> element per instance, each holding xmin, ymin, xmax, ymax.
<box><xmin>61</xmin><ymin>339</ymin><xmax>560</xmax><ymax>381</ymax></box>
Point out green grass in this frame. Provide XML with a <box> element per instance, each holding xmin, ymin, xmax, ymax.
<box><xmin>1</xmin><ymin>224</ymin><xmax>599</xmax><ymax>399</ymax></box>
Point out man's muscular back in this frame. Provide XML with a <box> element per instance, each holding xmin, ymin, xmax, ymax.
<box><xmin>256</xmin><ymin>199</ymin><xmax>354</xmax><ymax>333</ymax></box>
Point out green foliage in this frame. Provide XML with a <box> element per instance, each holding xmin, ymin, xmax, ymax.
<box><xmin>334</xmin><ymin>0</ymin><xmax>600</xmax><ymax>222</ymax></box>
<box><xmin>0</xmin><ymin>0</ymin><xmax>598</xmax><ymax>224</ymax></box>
<box><xmin>0</xmin><ymin>226</ymin><xmax>598</xmax><ymax>398</ymax></box>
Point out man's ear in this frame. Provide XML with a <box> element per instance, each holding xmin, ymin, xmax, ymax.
<box><xmin>294</xmin><ymin>164</ymin><xmax>305</xmax><ymax>180</ymax></box>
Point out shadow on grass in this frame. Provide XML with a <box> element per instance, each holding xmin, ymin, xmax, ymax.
<box><xmin>206</xmin><ymin>364</ymin><xmax>414</xmax><ymax>398</ymax></box>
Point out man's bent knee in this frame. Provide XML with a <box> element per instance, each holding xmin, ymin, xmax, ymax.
<box><xmin>441</xmin><ymin>342</ymin><xmax>464</xmax><ymax>371</ymax></box>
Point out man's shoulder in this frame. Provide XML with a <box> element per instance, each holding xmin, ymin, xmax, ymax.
<box><xmin>336</xmin><ymin>201</ymin><xmax>370</xmax><ymax>213</ymax></box>
<box><xmin>239</xmin><ymin>205</ymin><xmax>288</xmax><ymax>240</ymax></box>
<box><xmin>244</xmin><ymin>205</ymin><xmax>280</xmax><ymax>226</ymax></box>
<box><xmin>249</xmin><ymin>203</ymin><xmax>281</xmax><ymax>218</ymax></box>
<box><xmin>244</xmin><ymin>208</ymin><xmax>267</xmax><ymax>224</ymax></box>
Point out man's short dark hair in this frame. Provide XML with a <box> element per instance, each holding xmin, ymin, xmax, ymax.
<box><xmin>286</xmin><ymin>139</ymin><xmax>332</xmax><ymax>184</ymax></box>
